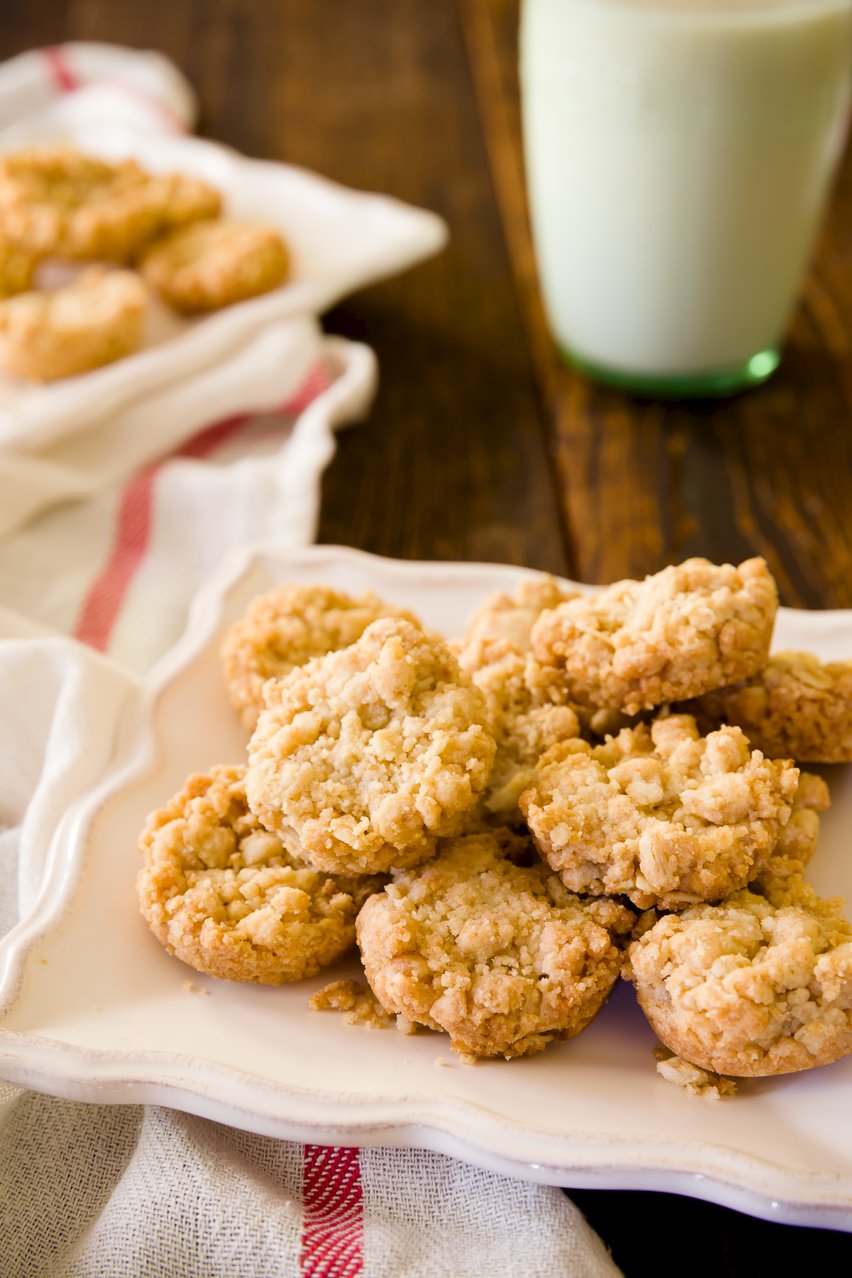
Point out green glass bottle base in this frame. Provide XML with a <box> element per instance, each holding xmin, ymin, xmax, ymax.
<box><xmin>559</xmin><ymin>346</ymin><xmax>781</xmax><ymax>399</ymax></box>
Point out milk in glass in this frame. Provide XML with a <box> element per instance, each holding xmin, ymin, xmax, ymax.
<box><xmin>520</xmin><ymin>0</ymin><xmax>852</xmax><ymax>392</ymax></box>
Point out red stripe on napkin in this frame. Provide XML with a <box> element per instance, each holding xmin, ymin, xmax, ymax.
<box><xmin>73</xmin><ymin>468</ymin><xmax>155</xmax><ymax>653</ymax></box>
<box><xmin>42</xmin><ymin>47</ymin><xmax>79</xmax><ymax>93</ymax></box>
<box><xmin>39</xmin><ymin>46</ymin><xmax>186</xmax><ymax>131</ymax></box>
<box><xmin>73</xmin><ymin>364</ymin><xmax>330</xmax><ymax>653</ymax></box>
<box><xmin>97</xmin><ymin>77</ymin><xmax>189</xmax><ymax>134</ymax></box>
<box><xmin>283</xmin><ymin>362</ymin><xmax>332</xmax><ymax>416</ymax></box>
<box><xmin>72</xmin><ymin>420</ymin><xmax>240</xmax><ymax>652</ymax></box>
<box><xmin>300</xmin><ymin>1146</ymin><xmax>364</xmax><ymax>1278</ymax></box>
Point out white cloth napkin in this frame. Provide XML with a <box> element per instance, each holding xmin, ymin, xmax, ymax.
<box><xmin>0</xmin><ymin>41</ymin><xmax>622</xmax><ymax>1278</ymax></box>
<box><xmin>0</xmin><ymin>41</ymin><xmax>196</xmax><ymax>134</ymax></box>
<box><xmin>0</xmin><ymin>325</ymin><xmax>377</xmax><ymax>670</ymax></box>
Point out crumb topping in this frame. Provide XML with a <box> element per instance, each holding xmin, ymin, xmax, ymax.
<box><xmin>221</xmin><ymin>583</ymin><xmax>419</xmax><ymax>730</ymax></box>
<box><xmin>455</xmin><ymin>635</ymin><xmax>580</xmax><ymax>816</ymax></box>
<box><xmin>520</xmin><ymin>714</ymin><xmax>798</xmax><ymax>909</ymax></box>
<box><xmin>309</xmin><ymin>978</ymin><xmax>396</xmax><ymax>1028</ymax></box>
<box><xmin>246</xmin><ymin>618</ymin><xmax>496</xmax><ymax>874</ymax></box>
<box><xmin>654</xmin><ymin>1049</ymin><xmax>737</xmax><ymax>1099</ymax></box>
<box><xmin>356</xmin><ymin>829</ymin><xmax>634</xmax><ymax>1059</ymax></box>
<box><xmin>137</xmin><ymin>764</ymin><xmax>382</xmax><ymax>984</ymax></box>
<box><xmin>531</xmin><ymin>557</ymin><xmax>777</xmax><ymax>714</ymax></box>
<box><xmin>687</xmin><ymin>650</ymin><xmax>852</xmax><ymax>763</ymax></box>
<box><xmin>626</xmin><ymin>890</ymin><xmax>852</xmax><ymax>1076</ymax></box>
<box><xmin>458</xmin><ymin>574</ymin><xmax>580</xmax><ymax>652</ymax></box>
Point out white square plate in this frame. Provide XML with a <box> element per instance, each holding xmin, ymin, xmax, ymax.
<box><xmin>0</xmin><ymin>128</ymin><xmax>447</xmax><ymax>449</ymax></box>
<box><xmin>1</xmin><ymin>544</ymin><xmax>851</xmax><ymax>1230</ymax></box>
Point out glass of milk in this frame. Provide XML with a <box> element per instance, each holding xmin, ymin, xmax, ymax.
<box><xmin>520</xmin><ymin>0</ymin><xmax>852</xmax><ymax>395</ymax></box>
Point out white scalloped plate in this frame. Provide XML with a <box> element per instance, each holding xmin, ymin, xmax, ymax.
<box><xmin>1</xmin><ymin>544</ymin><xmax>851</xmax><ymax>1230</ymax></box>
<box><xmin>0</xmin><ymin>127</ymin><xmax>447</xmax><ymax>449</ymax></box>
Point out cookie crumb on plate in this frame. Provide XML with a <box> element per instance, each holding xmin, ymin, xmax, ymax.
<box><xmin>309</xmin><ymin>978</ymin><xmax>396</xmax><ymax>1028</ymax></box>
<box><xmin>654</xmin><ymin>1049</ymin><xmax>737</xmax><ymax>1099</ymax></box>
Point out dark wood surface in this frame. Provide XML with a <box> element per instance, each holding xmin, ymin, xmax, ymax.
<box><xmin>3</xmin><ymin>1</ymin><xmax>852</xmax><ymax>1273</ymax></box>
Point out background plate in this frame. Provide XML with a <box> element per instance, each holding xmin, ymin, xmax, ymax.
<box><xmin>1</xmin><ymin>544</ymin><xmax>851</xmax><ymax>1230</ymax></box>
<box><xmin>0</xmin><ymin>128</ymin><xmax>447</xmax><ymax>449</ymax></box>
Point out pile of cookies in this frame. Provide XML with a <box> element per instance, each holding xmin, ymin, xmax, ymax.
<box><xmin>0</xmin><ymin>143</ymin><xmax>290</xmax><ymax>381</ymax></box>
<box><xmin>136</xmin><ymin>559</ymin><xmax>852</xmax><ymax>1088</ymax></box>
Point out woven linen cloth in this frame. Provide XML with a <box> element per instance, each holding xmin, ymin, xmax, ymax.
<box><xmin>0</xmin><ymin>42</ymin><xmax>623</xmax><ymax>1278</ymax></box>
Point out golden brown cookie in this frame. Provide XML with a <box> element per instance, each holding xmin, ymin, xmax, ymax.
<box><xmin>520</xmin><ymin>714</ymin><xmax>798</xmax><ymax>910</ymax></box>
<box><xmin>455</xmin><ymin>634</ymin><xmax>580</xmax><ymax>816</ymax></box>
<box><xmin>748</xmin><ymin>771</ymin><xmax>839</xmax><ymax>916</ymax></box>
<box><xmin>753</xmin><ymin>770</ymin><xmax>829</xmax><ymax>874</ymax></box>
<box><xmin>245</xmin><ymin>618</ymin><xmax>496</xmax><ymax>875</ymax></box>
<box><xmin>356</xmin><ymin>828</ymin><xmax>635</xmax><ymax>1059</ymax></box>
<box><xmin>0</xmin><ymin>145</ymin><xmax>151</xmax><ymax>260</ymax></box>
<box><xmin>144</xmin><ymin>171</ymin><xmax>222</xmax><ymax>236</ymax></box>
<box><xmin>140</xmin><ymin>217</ymin><xmax>289</xmax><ymax>312</ymax></box>
<box><xmin>137</xmin><ymin>764</ymin><xmax>383</xmax><ymax>984</ymax></box>
<box><xmin>686</xmin><ymin>651</ymin><xmax>852</xmax><ymax>763</ymax></box>
<box><xmin>0</xmin><ymin>267</ymin><xmax>146</xmax><ymax>381</ymax></box>
<box><xmin>458</xmin><ymin>574</ymin><xmax>580</xmax><ymax>652</ymax></box>
<box><xmin>531</xmin><ymin>557</ymin><xmax>777</xmax><ymax>714</ymax></box>
<box><xmin>0</xmin><ymin>236</ymin><xmax>38</xmax><ymax>298</ymax></box>
<box><xmin>626</xmin><ymin>890</ymin><xmax>852</xmax><ymax>1077</ymax></box>
<box><xmin>221</xmin><ymin>584</ymin><xmax>420</xmax><ymax>731</ymax></box>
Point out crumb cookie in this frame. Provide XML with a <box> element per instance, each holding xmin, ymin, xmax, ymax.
<box><xmin>686</xmin><ymin>651</ymin><xmax>852</xmax><ymax>763</ymax></box>
<box><xmin>520</xmin><ymin>714</ymin><xmax>798</xmax><ymax>910</ymax></box>
<box><xmin>221</xmin><ymin>584</ymin><xmax>420</xmax><ymax>731</ymax></box>
<box><xmin>356</xmin><ymin>829</ymin><xmax>635</xmax><ymax>1059</ymax></box>
<box><xmin>246</xmin><ymin>618</ymin><xmax>496</xmax><ymax>875</ymax></box>
<box><xmin>754</xmin><ymin>770</ymin><xmax>830</xmax><ymax>874</ymax></box>
<box><xmin>140</xmin><ymin>217</ymin><xmax>289</xmax><ymax>312</ymax></box>
<box><xmin>458</xmin><ymin>574</ymin><xmax>579</xmax><ymax>652</ymax></box>
<box><xmin>531</xmin><ymin>557</ymin><xmax>777</xmax><ymax>714</ymax></box>
<box><xmin>626</xmin><ymin>890</ymin><xmax>852</xmax><ymax>1076</ymax></box>
<box><xmin>0</xmin><ymin>267</ymin><xmax>146</xmax><ymax>381</ymax></box>
<box><xmin>137</xmin><ymin>765</ymin><xmax>382</xmax><ymax>984</ymax></box>
<box><xmin>145</xmin><ymin>172</ymin><xmax>222</xmax><ymax>235</ymax></box>
<box><xmin>0</xmin><ymin>145</ymin><xmax>158</xmax><ymax>260</ymax></box>
<box><xmin>455</xmin><ymin>634</ymin><xmax>580</xmax><ymax>816</ymax></box>
<box><xmin>749</xmin><ymin>772</ymin><xmax>834</xmax><ymax>912</ymax></box>
<box><xmin>0</xmin><ymin>237</ymin><xmax>38</xmax><ymax>298</ymax></box>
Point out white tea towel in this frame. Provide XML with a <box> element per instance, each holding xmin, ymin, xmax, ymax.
<box><xmin>0</xmin><ymin>316</ymin><xmax>369</xmax><ymax>535</ymax></box>
<box><xmin>0</xmin><ymin>1097</ymin><xmax>622</xmax><ymax>1278</ymax></box>
<box><xmin>0</xmin><ymin>325</ymin><xmax>375</xmax><ymax>672</ymax></box>
<box><xmin>0</xmin><ymin>41</ymin><xmax>195</xmax><ymax>135</ymax></box>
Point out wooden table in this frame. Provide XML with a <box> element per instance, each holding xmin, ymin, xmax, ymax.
<box><xmin>3</xmin><ymin>1</ymin><xmax>852</xmax><ymax>1272</ymax></box>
